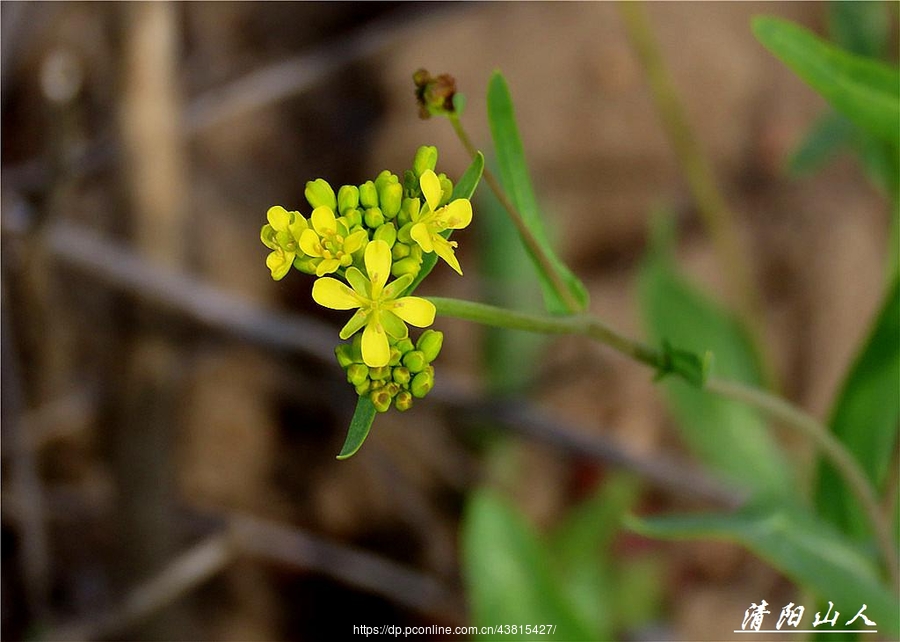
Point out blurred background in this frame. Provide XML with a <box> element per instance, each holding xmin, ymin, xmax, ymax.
<box><xmin>1</xmin><ymin>2</ymin><xmax>895</xmax><ymax>640</ymax></box>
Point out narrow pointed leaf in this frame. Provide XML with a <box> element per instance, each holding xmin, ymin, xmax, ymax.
<box><xmin>336</xmin><ymin>396</ymin><xmax>376</xmax><ymax>460</ymax></box>
<box><xmin>487</xmin><ymin>71</ymin><xmax>589</xmax><ymax>314</ymax></box>
<box><xmin>626</xmin><ymin>504</ymin><xmax>898</xmax><ymax>637</ymax></box>
<box><xmin>752</xmin><ymin>16</ymin><xmax>899</xmax><ymax>147</ymax></box>
<box><xmin>815</xmin><ymin>278</ymin><xmax>900</xmax><ymax>539</ymax></box>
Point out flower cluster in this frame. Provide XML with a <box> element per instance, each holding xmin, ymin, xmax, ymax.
<box><xmin>261</xmin><ymin>146</ymin><xmax>472</xmax><ymax>412</ymax></box>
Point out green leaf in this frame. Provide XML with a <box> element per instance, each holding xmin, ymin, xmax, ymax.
<box><xmin>638</xmin><ymin>230</ymin><xmax>793</xmax><ymax>499</ymax></box>
<box><xmin>626</xmin><ymin>503</ymin><xmax>899</xmax><ymax>637</ymax></box>
<box><xmin>402</xmin><ymin>152</ymin><xmax>484</xmax><ymax>297</ymax></box>
<box><xmin>815</xmin><ymin>278</ymin><xmax>900</xmax><ymax>540</ymax></box>
<box><xmin>336</xmin><ymin>396</ymin><xmax>376</xmax><ymax>460</ymax></box>
<box><xmin>752</xmin><ymin>16</ymin><xmax>900</xmax><ymax>147</ymax></box>
<box><xmin>486</xmin><ymin>71</ymin><xmax>589</xmax><ymax>314</ymax></box>
<box><xmin>462</xmin><ymin>489</ymin><xmax>596</xmax><ymax>641</ymax></box>
<box><xmin>828</xmin><ymin>0</ymin><xmax>891</xmax><ymax>60</ymax></box>
<box><xmin>788</xmin><ymin>111</ymin><xmax>856</xmax><ymax>176</ymax></box>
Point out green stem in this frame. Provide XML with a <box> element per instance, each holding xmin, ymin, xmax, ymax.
<box><xmin>430</xmin><ymin>295</ymin><xmax>898</xmax><ymax>587</ymax></box>
<box><xmin>707</xmin><ymin>378</ymin><xmax>900</xmax><ymax>589</ymax></box>
<box><xmin>618</xmin><ymin>1</ymin><xmax>778</xmax><ymax>391</ymax></box>
<box><xmin>448</xmin><ymin>115</ymin><xmax>582</xmax><ymax>314</ymax></box>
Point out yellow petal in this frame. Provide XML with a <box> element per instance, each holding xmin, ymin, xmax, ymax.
<box><xmin>420</xmin><ymin>170</ymin><xmax>442</xmax><ymax>213</ymax></box>
<box><xmin>344</xmin><ymin>230</ymin><xmax>368</xmax><ymax>254</ymax></box>
<box><xmin>433</xmin><ymin>236</ymin><xmax>463</xmax><ymax>275</ymax></box>
<box><xmin>312</xmin><ymin>277</ymin><xmax>361</xmax><ymax>310</ymax></box>
<box><xmin>266</xmin><ymin>250</ymin><xmax>293</xmax><ymax>280</ymax></box>
<box><xmin>410</xmin><ymin>222</ymin><xmax>434</xmax><ymax>253</ymax></box>
<box><xmin>388</xmin><ymin>296</ymin><xmax>436</xmax><ymax>327</ymax></box>
<box><xmin>315</xmin><ymin>257</ymin><xmax>341</xmax><ymax>276</ymax></box>
<box><xmin>364</xmin><ymin>240</ymin><xmax>391</xmax><ymax>297</ymax></box>
<box><xmin>267</xmin><ymin>205</ymin><xmax>292</xmax><ymax>231</ymax></box>
<box><xmin>345</xmin><ymin>267</ymin><xmax>371</xmax><ymax>298</ymax></box>
<box><xmin>437</xmin><ymin>199</ymin><xmax>472</xmax><ymax>229</ymax></box>
<box><xmin>311</xmin><ymin>206</ymin><xmax>337</xmax><ymax>235</ymax></box>
<box><xmin>299</xmin><ymin>229</ymin><xmax>322</xmax><ymax>257</ymax></box>
<box><xmin>361</xmin><ymin>321</ymin><xmax>390</xmax><ymax>368</ymax></box>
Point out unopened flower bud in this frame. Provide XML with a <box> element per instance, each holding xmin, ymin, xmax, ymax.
<box><xmin>410</xmin><ymin>369</ymin><xmax>434</xmax><ymax>398</ymax></box>
<box><xmin>355</xmin><ymin>380</ymin><xmax>370</xmax><ymax>396</ymax></box>
<box><xmin>347</xmin><ymin>363</ymin><xmax>369</xmax><ymax>387</ymax></box>
<box><xmin>392</xmin><ymin>366</ymin><xmax>411</xmax><ymax>386</ymax></box>
<box><xmin>403</xmin><ymin>170</ymin><xmax>418</xmax><ymax>195</ymax></box>
<box><xmin>364</xmin><ymin>207</ymin><xmax>384</xmax><ymax>229</ymax></box>
<box><xmin>335</xmin><ymin>343</ymin><xmax>355</xmax><ymax>369</ymax></box>
<box><xmin>438</xmin><ymin>174</ymin><xmax>453</xmax><ymax>205</ymax></box>
<box><xmin>409</xmin><ymin>244</ymin><xmax>423</xmax><ymax>262</ymax></box>
<box><xmin>397</xmin><ymin>221</ymin><xmax>414</xmax><ymax>244</ymax></box>
<box><xmin>371</xmin><ymin>389</ymin><xmax>392</xmax><ymax>413</ymax></box>
<box><xmin>369</xmin><ymin>365</ymin><xmax>391</xmax><ymax>381</ymax></box>
<box><xmin>391</xmin><ymin>257</ymin><xmax>420</xmax><ymax>278</ymax></box>
<box><xmin>416</xmin><ymin>329</ymin><xmax>444</xmax><ymax>362</ymax></box>
<box><xmin>351</xmin><ymin>334</ymin><xmax>364</xmax><ymax>363</ymax></box>
<box><xmin>293</xmin><ymin>255</ymin><xmax>318</xmax><ymax>275</ymax></box>
<box><xmin>413</xmin><ymin>145</ymin><xmax>438</xmax><ymax>177</ymax></box>
<box><xmin>342</xmin><ymin>208</ymin><xmax>363</xmax><ymax>229</ymax></box>
<box><xmin>374</xmin><ymin>170</ymin><xmax>398</xmax><ymax>193</ymax></box>
<box><xmin>305</xmin><ymin>178</ymin><xmax>337</xmax><ymax>210</ymax></box>
<box><xmin>388</xmin><ymin>346</ymin><xmax>402</xmax><ymax>366</ymax></box>
<box><xmin>402</xmin><ymin>350</ymin><xmax>427</xmax><ymax>373</ymax></box>
<box><xmin>359</xmin><ymin>181</ymin><xmax>379</xmax><ymax>209</ymax></box>
<box><xmin>399</xmin><ymin>198</ymin><xmax>420</xmax><ymax>228</ymax></box>
<box><xmin>392</xmin><ymin>242</ymin><xmax>411</xmax><ymax>260</ymax></box>
<box><xmin>373</xmin><ymin>222</ymin><xmax>396</xmax><ymax>248</ymax></box>
<box><xmin>395</xmin><ymin>390</ymin><xmax>413</xmax><ymax>411</ymax></box>
<box><xmin>384</xmin><ymin>382</ymin><xmax>401</xmax><ymax>398</ymax></box>
<box><xmin>379</xmin><ymin>182</ymin><xmax>403</xmax><ymax>219</ymax></box>
<box><xmin>396</xmin><ymin>338</ymin><xmax>415</xmax><ymax>355</ymax></box>
<box><xmin>337</xmin><ymin>185</ymin><xmax>360</xmax><ymax>214</ymax></box>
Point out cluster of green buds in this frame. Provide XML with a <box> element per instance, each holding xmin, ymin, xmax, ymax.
<box><xmin>335</xmin><ymin>329</ymin><xmax>443</xmax><ymax>412</ymax></box>
<box><xmin>261</xmin><ymin>146</ymin><xmax>472</xmax><ymax>412</ymax></box>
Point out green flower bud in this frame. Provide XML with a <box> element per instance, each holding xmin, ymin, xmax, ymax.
<box><xmin>402</xmin><ymin>170</ymin><xmax>418</xmax><ymax>196</ymax></box>
<box><xmin>364</xmin><ymin>207</ymin><xmax>384</xmax><ymax>229</ymax></box>
<box><xmin>410</xmin><ymin>369</ymin><xmax>434</xmax><ymax>398</ymax></box>
<box><xmin>438</xmin><ymin>174</ymin><xmax>453</xmax><ymax>205</ymax></box>
<box><xmin>347</xmin><ymin>363</ymin><xmax>369</xmax><ymax>387</ymax></box>
<box><xmin>337</xmin><ymin>185</ymin><xmax>360</xmax><ymax>214</ymax></box>
<box><xmin>397</xmin><ymin>221</ymin><xmax>414</xmax><ymax>244</ymax></box>
<box><xmin>413</xmin><ymin>145</ymin><xmax>438</xmax><ymax>178</ymax></box>
<box><xmin>388</xmin><ymin>346</ymin><xmax>402</xmax><ymax>366</ymax></box>
<box><xmin>379</xmin><ymin>182</ymin><xmax>403</xmax><ymax>219</ymax></box>
<box><xmin>342</xmin><ymin>208</ymin><xmax>363</xmax><ymax>229</ymax></box>
<box><xmin>371</xmin><ymin>388</ymin><xmax>392</xmax><ymax>413</ymax></box>
<box><xmin>369</xmin><ymin>365</ymin><xmax>391</xmax><ymax>381</ymax></box>
<box><xmin>416</xmin><ymin>329</ymin><xmax>444</xmax><ymax>362</ymax></box>
<box><xmin>374</xmin><ymin>170</ymin><xmax>398</xmax><ymax>193</ymax></box>
<box><xmin>392</xmin><ymin>366</ymin><xmax>411</xmax><ymax>386</ymax></box>
<box><xmin>351</xmin><ymin>334</ymin><xmax>364</xmax><ymax>363</ymax></box>
<box><xmin>395</xmin><ymin>390</ymin><xmax>414</xmax><ymax>412</ymax></box>
<box><xmin>395</xmin><ymin>338</ymin><xmax>415</xmax><ymax>355</ymax></box>
<box><xmin>392</xmin><ymin>241</ymin><xmax>411</xmax><ymax>260</ymax></box>
<box><xmin>373</xmin><ymin>222</ymin><xmax>396</xmax><ymax>248</ymax></box>
<box><xmin>305</xmin><ymin>178</ymin><xmax>337</xmax><ymax>210</ymax></box>
<box><xmin>359</xmin><ymin>181</ymin><xmax>379</xmax><ymax>209</ymax></box>
<box><xmin>355</xmin><ymin>380</ymin><xmax>371</xmax><ymax>396</ymax></box>
<box><xmin>402</xmin><ymin>350</ymin><xmax>427</xmax><ymax>374</ymax></box>
<box><xmin>335</xmin><ymin>344</ymin><xmax>355</xmax><ymax>369</ymax></box>
<box><xmin>391</xmin><ymin>257</ymin><xmax>420</xmax><ymax>278</ymax></box>
<box><xmin>409</xmin><ymin>244</ymin><xmax>423</xmax><ymax>262</ymax></box>
<box><xmin>384</xmin><ymin>382</ymin><xmax>401</xmax><ymax>398</ymax></box>
<box><xmin>292</xmin><ymin>255</ymin><xmax>318</xmax><ymax>275</ymax></box>
<box><xmin>400</xmin><ymin>198</ymin><xmax>420</xmax><ymax>226</ymax></box>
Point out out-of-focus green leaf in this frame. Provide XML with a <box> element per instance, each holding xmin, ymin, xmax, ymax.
<box><xmin>548</xmin><ymin>476</ymin><xmax>641</xmax><ymax>640</ymax></box>
<box><xmin>814</xmin><ymin>278</ymin><xmax>900</xmax><ymax>540</ymax></box>
<box><xmin>486</xmin><ymin>71</ymin><xmax>589</xmax><ymax>315</ymax></box>
<box><xmin>828</xmin><ymin>0</ymin><xmax>891</xmax><ymax>59</ymax></box>
<box><xmin>787</xmin><ymin>111</ymin><xmax>856</xmax><ymax>176</ymax></box>
<box><xmin>403</xmin><ymin>152</ymin><xmax>484</xmax><ymax>297</ymax></box>
<box><xmin>462</xmin><ymin>489</ymin><xmax>595</xmax><ymax>641</ymax></box>
<box><xmin>626</xmin><ymin>503</ymin><xmax>899</xmax><ymax>637</ymax></box>
<box><xmin>638</xmin><ymin>229</ymin><xmax>793</xmax><ymax>499</ymax></box>
<box><xmin>478</xmin><ymin>182</ymin><xmax>546</xmax><ymax>394</ymax></box>
<box><xmin>336</xmin><ymin>396</ymin><xmax>376</xmax><ymax>460</ymax></box>
<box><xmin>752</xmin><ymin>16</ymin><xmax>900</xmax><ymax>147</ymax></box>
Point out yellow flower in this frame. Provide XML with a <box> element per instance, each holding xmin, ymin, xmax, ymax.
<box><xmin>299</xmin><ymin>206</ymin><xmax>368</xmax><ymax>276</ymax></box>
<box><xmin>261</xmin><ymin>205</ymin><xmax>308</xmax><ymax>280</ymax></box>
<box><xmin>410</xmin><ymin>169</ymin><xmax>472</xmax><ymax>275</ymax></box>
<box><xmin>312</xmin><ymin>240</ymin><xmax>436</xmax><ymax>368</ymax></box>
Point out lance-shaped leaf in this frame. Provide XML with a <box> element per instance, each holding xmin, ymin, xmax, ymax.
<box><xmin>336</xmin><ymin>396</ymin><xmax>376</xmax><ymax>460</ymax></box>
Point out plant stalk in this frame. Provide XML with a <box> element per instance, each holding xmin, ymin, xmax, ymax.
<box><xmin>430</xmin><ymin>295</ymin><xmax>898</xmax><ymax>587</ymax></box>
